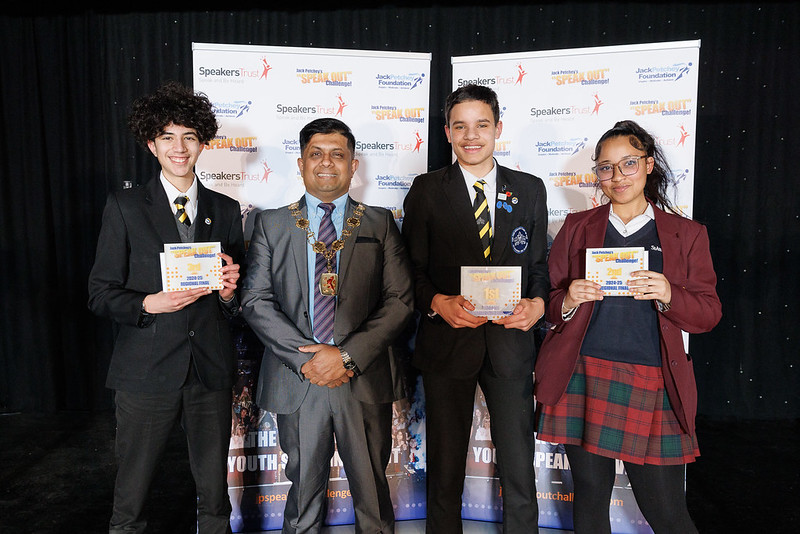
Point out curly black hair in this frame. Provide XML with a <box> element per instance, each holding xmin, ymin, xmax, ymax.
<box><xmin>127</xmin><ymin>81</ymin><xmax>219</xmax><ymax>147</ymax></box>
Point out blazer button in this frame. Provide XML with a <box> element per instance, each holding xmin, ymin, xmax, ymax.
<box><xmin>189</xmin><ymin>330</ymin><xmax>195</xmax><ymax>337</ymax></box>
<box><xmin>670</xmin><ymin>360</ymin><xmax>678</xmax><ymax>366</ymax></box>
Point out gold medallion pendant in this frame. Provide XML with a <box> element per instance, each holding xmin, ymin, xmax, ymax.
<box><xmin>289</xmin><ymin>201</ymin><xmax>367</xmax><ymax>299</ymax></box>
<box><xmin>319</xmin><ymin>272</ymin><xmax>339</xmax><ymax>296</ymax></box>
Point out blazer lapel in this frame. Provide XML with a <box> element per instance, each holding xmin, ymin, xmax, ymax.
<box><xmin>336</xmin><ymin>197</ymin><xmax>361</xmax><ymax>289</ymax></box>
<box><xmin>291</xmin><ymin>197</ymin><xmax>311</xmax><ymax>325</ymax></box>
<box><xmin>442</xmin><ymin>163</ymin><xmax>486</xmax><ymax>263</ymax></box>
<box><xmin>490</xmin><ymin>168</ymin><xmax>511</xmax><ymax>264</ymax></box>
<box><xmin>652</xmin><ymin>204</ymin><xmax>683</xmax><ymax>277</ymax></box>
<box><xmin>144</xmin><ymin>177</ymin><xmax>182</xmax><ymax>245</ymax></box>
<box><xmin>194</xmin><ymin>180</ymin><xmax>214</xmax><ymax>243</ymax></box>
<box><xmin>574</xmin><ymin>204</ymin><xmax>611</xmax><ymax>277</ymax></box>
<box><xmin>585</xmin><ymin>203</ymin><xmax>610</xmax><ymax>247</ymax></box>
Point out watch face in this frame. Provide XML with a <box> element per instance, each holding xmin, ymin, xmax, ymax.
<box><xmin>344</xmin><ymin>360</ymin><xmax>357</xmax><ymax>370</ymax></box>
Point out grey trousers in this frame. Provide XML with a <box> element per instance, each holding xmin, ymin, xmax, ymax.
<box><xmin>277</xmin><ymin>383</ymin><xmax>394</xmax><ymax>534</ymax></box>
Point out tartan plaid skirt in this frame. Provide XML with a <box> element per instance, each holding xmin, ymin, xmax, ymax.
<box><xmin>536</xmin><ymin>354</ymin><xmax>699</xmax><ymax>465</ymax></box>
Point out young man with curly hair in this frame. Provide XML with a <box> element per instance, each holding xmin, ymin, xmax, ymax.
<box><xmin>88</xmin><ymin>81</ymin><xmax>244</xmax><ymax>534</ymax></box>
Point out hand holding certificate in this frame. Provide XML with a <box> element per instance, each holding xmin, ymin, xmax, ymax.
<box><xmin>161</xmin><ymin>242</ymin><xmax>224</xmax><ymax>292</ymax></box>
<box><xmin>461</xmin><ymin>266</ymin><xmax>522</xmax><ymax>320</ymax></box>
<box><xmin>585</xmin><ymin>247</ymin><xmax>648</xmax><ymax>296</ymax></box>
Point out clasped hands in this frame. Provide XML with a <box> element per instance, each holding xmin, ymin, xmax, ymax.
<box><xmin>564</xmin><ymin>270</ymin><xmax>671</xmax><ymax>310</ymax></box>
<box><xmin>142</xmin><ymin>253</ymin><xmax>240</xmax><ymax>313</ymax></box>
<box><xmin>431</xmin><ymin>293</ymin><xmax>545</xmax><ymax>332</ymax></box>
<box><xmin>299</xmin><ymin>344</ymin><xmax>354</xmax><ymax>388</ymax></box>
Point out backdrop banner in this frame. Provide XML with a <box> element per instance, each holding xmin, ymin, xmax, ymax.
<box><xmin>192</xmin><ymin>42</ymin><xmax>431</xmax><ymax>532</ymax></box>
<box><xmin>451</xmin><ymin>40</ymin><xmax>701</xmax><ymax>533</ymax></box>
<box><xmin>191</xmin><ymin>39</ymin><xmax>699</xmax><ymax>533</ymax></box>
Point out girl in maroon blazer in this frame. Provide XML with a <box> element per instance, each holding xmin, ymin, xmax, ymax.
<box><xmin>535</xmin><ymin>120</ymin><xmax>721</xmax><ymax>534</ymax></box>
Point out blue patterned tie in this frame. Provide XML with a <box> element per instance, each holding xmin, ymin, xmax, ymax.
<box><xmin>313</xmin><ymin>203</ymin><xmax>336</xmax><ymax>343</ymax></box>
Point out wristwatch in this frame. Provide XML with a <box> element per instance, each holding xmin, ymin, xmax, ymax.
<box><xmin>339</xmin><ymin>347</ymin><xmax>357</xmax><ymax>371</ymax></box>
<box><xmin>137</xmin><ymin>297</ymin><xmax>155</xmax><ymax>328</ymax></box>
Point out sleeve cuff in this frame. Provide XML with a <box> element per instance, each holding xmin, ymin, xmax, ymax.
<box><xmin>561</xmin><ymin>297</ymin><xmax>578</xmax><ymax>321</ymax></box>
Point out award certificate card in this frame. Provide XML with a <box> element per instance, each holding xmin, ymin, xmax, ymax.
<box><xmin>162</xmin><ymin>242</ymin><xmax>223</xmax><ymax>292</ymax></box>
<box><xmin>460</xmin><ymin>266</ymin><xmax>522</xmax><ymax>320</ymax></box>
<box><xmin>585</xmin><ymin>247</ymin><xmax>648</xmax><ymax>296</ymax></box>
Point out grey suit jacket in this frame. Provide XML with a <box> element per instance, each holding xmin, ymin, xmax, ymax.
<box><xmin>240</xmin><ymin>196</ymin><xmax>414</xmax><ymax>414</ymax></box>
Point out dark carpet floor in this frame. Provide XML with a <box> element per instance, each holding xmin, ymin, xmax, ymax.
<box><xmin>0</xmin><ymin>411</ymin><xmax>797</xmax><ymax>533</ymax></box>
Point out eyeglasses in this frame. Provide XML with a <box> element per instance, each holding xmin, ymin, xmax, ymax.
<box><xmin>592</xmin><ymin>155</ymin><xmax>648</xmax><ymax>182</ymax></box>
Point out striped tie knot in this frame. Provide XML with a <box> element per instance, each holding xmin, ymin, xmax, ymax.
<box><xmin>174</xmin><ymin>195</ymin><xmax>191</xmax><ymax>227</ymax></box>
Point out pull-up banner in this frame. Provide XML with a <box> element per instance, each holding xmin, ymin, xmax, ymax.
<box><xmin>192</xmin><ymin>42</ymin><xmax>431</xmax><ymax>532</ymax></box>
<box><xmin>452</xmin><ymin>40</ymin><xmax>701</xmax><ymax>533</ymax></box>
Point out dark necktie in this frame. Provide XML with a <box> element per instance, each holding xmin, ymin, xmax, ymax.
<box><xmin>313</xmin><ymin>203</ymin><xmax>336</xmax><ymax>343</ymax></box>
<box><xmin>174</xmin><ymin>195</ymin><xmax>191</xmax><ymax>227</ymax></box>
<box><xmin>473</xmin><ymin>180</ymin><xmax>492</xmax><ymax>260</ymax></box>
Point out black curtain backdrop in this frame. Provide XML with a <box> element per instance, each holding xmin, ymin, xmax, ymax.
<box><xmin>1</xmin><ymin>3</ymin><xmax>797</xmax><ymax>420</ymax></box>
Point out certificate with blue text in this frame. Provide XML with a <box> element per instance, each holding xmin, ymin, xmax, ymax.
<box><xmin>460</xmin><ymin>266</ymin><xmax>522</xmax><ymax>320</ymax></box>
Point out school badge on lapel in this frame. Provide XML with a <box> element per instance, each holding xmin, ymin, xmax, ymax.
<box><xmin>511</xmin><ymin>226</ymin><xmax>529</xmax><ymax>254</ymax></box>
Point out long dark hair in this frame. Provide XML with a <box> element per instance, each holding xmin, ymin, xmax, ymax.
<box><xmin>593</xmin><ymin>120</ymin><xmax>679</xmax><ymax>214</ymax></box>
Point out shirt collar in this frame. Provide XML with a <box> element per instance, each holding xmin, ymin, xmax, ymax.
<box><xmin>160</xmin><ymin>173</ymin><xmax>198</xmax><ymax>210</ymax></box>
<box><xmin>608</xmin><ymin>202</ymin><xmax>655</xmax><ymax>236</ymax></box>
<box><xmin>460</xmin><ymin>159</ymin><xmax>498</xmax><ymax>191</ymax></box>
<box><xmin>304</xmin><ymin>191</ymin><xmax>348</xmax><ymax>218</ymax></box>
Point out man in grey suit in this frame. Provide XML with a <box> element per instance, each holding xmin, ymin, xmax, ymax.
<box><xmin>241</xmin><ymin>118</ymin><xmax>413</xmax><ymax>534</ymax></box>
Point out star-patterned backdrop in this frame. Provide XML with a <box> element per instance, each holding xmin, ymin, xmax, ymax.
<box><xmin>1</xmin><ymin>2</ymin><xmax>797</xmax><ymax>421</ymax></box>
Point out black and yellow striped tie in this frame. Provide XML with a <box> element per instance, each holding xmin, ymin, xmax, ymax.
<box><xmin>174</xmin><ymin>195</ymin><xmax>191</xmax><ymax>227</ymax></box>
<box><xmin>472</xmin><ymin>180</ymin><xmax>492</xmax><ymax>259</ymax></box>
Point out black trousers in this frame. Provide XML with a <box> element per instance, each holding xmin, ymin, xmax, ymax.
<box><xmin>565</xmin><ymin>444</ymin><xmax>698</xmax><ymax>534</ymax></box>
<box><xmin>423</xmin><ymin>359</ymin><xmax>538</xmax><ymax>534</ymax></box>
<box><xmin>109</xmin><ymin>370</ymin><xmax>232</xmax><ymax>534</ymax></box>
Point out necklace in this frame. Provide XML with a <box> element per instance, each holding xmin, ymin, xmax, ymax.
<box><xmin>288</xmin><ymin>201</ymin><xmax>366</xmax><ymax>296</ymax></box>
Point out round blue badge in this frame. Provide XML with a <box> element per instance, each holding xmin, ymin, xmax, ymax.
<box><xmin>497</xmin><ymin>200</ymin><xmax>512</xmax><ymax>213</ymax></box>
<box><xmin>511</xmin><ymin>226</ymin><xmax>529</xmax><ymax>254</ymax></box>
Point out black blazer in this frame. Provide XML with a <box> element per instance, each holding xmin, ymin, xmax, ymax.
<box><xmin>402</xmin><ymin>162</ymin><xmax>549</xmax><ymax>379</ymax></box>
<box><xmin>88</xmin><ymin>177</ymin><xmax>245</xmax><ymax>393</ymax></box>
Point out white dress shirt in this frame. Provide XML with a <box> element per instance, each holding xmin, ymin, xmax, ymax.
<box><xmin>460</xmin><ymin>162</ymin><xmax>498</xmax><ymax>229</ymax></box>
<box><xmin>160</xmin><ymin>173</ymin><xmax>199</xmax><ymax>224</ymax></box>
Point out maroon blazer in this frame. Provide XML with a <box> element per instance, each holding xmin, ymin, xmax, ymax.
<box><xmin>534</xmin><ymin>202</ymin><xmax>722</xmax><ymax>436</ymax></box>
